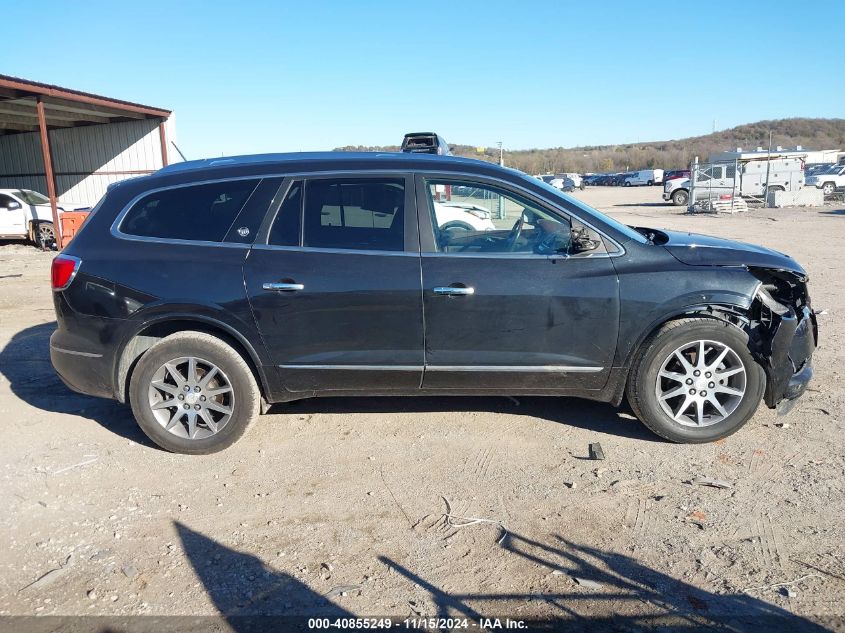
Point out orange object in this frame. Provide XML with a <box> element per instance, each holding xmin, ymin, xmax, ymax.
<box><xmin>59</xmin><ymin>211</ymin><xmax>91</xmax><ymax>244</ymax></box>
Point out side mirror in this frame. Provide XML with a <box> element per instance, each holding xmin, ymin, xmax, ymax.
<box><xmin>4</xmin><ymin>201</ymin><xmax>21</xmax><ymax>211</ymax></box>
<box><xmin>569</xmin><ymin>226</ymin><xmax>601</xmax><ymax>253</ymax></box>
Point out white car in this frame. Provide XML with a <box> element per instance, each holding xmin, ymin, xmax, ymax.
<box><xmin>549</xmin><ymin>177</ymin><xmax>576</xmax><ymax>192</ymax></box>
<box><xmin>433</xmin><ymin>201</ymin><xmax>496</xmax><ymax>233</ymax></box>
<box><xmin>0</xmin><ymin>188</ymin><xmax>89</xmax><ymax>247</ymax></box>
<box><xmin>805</xmin><ymin>163</ymin><xmax>845</xmax><ymax>196</ymax></box>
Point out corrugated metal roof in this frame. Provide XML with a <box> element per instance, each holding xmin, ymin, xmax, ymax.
<box><xmin>0</xmin><ymin>74</ymin><xmax>170</xmax><ymax>116</ymax></box>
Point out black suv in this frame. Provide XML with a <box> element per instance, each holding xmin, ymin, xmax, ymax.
<box><xmin>50</xmin><ymin>152</ymin><xmax>816</xmax><ymax>453</ymax></box>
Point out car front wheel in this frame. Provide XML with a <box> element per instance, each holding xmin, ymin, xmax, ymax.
<box><xmin>822</xmin><ymin>182</ymin><xmax>835</xmax><ymax>196</ymax></box>
<box><xmin>626</xmin><ymin>318</ymin><xmax>765</xmax><ymax>443</ymax></box>
<box><xmin>671</xmin><ymin>190</ymin><xmax>689</xmax><ymax>206</ymax></box>
<box><xmin>129</xmin><ymin>331</ymin><xmax>260</xmax><ymax>454</ymax></box>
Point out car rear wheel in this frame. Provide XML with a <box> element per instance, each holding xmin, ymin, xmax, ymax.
<box><xmin>129</xmin><ymin>331</ymin><xmax>259</xmax><ymax>454</ymax></box>
<box><xmin>822</xmin><ymin>182</ymin><xmax>835</xmax><ymax>196</ymax></box>
<box><xmin>626</xmin><ymin>318</ymin><xmax>765</xmax><ymax>443</ymax></box>
<box><xmin>671</xmin><ymin>190</ymin><xmax>689</xmax><ymax>206</ymax></box>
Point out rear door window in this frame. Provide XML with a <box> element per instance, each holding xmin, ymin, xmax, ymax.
<box><xmin>120</xmin><ymin>179</ymin><xmax>259</xmax><ymax>242</ymax></box>
<box><xmin>302</xmin><ymin>178</ymin><xmax>405</xmax><ymax>251</ymax></box>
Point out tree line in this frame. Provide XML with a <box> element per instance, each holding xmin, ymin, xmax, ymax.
<box><xmin>335</xmin><ymin>118</ymin><xmax>845</xmax><ymax>175</ymax></box>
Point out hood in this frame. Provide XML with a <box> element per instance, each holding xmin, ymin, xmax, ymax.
<box><xmin>656</xmin><ymin>229</ymin><xmax>806</xmax><ymax>276</ymax></box>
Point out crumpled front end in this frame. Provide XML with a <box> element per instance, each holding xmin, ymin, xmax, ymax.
<box><xmin>747</xmin><ymin>268</ymin><xmax>818</xmax><ymax>412</ymax></box>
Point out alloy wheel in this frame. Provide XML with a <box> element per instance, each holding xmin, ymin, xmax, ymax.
<box><xmin>147</xmin><ymin>356</ymin><xmax>235</xmax><ymax>439</ymax></box>
<box><xmin>654</xmin><ymin>339</ymin><xmax>746</xmax><ymax>427</ymax></box>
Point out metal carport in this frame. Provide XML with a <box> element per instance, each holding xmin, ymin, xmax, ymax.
<box><xmin>0</xmin><ymin>75</ymin><xmax>172</xmax><ymax>248</ymax></box>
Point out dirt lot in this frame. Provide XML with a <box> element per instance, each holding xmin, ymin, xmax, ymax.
<box><xmin>0</xmin><ymin>186</ymin><xmax>843</xmax><ymax>630</ymax></box>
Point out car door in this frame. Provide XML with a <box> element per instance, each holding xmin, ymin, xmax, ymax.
<box><xmin>415</xmin><ymin>174</ymin><xmax>620</xmax><ymax>391</ymax></box>
<box><xmin>243</xmin><ymin>173</ymin><xmax>424</xmax><ymax>393</ymax></box>
<box><xmin>0</xmin><ymin>194</ymin><xmax>26</xmax><ymax>236</ymax></box>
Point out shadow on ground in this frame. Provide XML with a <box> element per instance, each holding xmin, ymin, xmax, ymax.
<box><xmin>1</xmin><ymin>322</ymin><xmax>661</xmax><ymax>446</ymax></box>
<box><xmin>378</xmin><ymin>532</ymin><xmax>831</xmax><ymax>631</ymax></box>
<box><xmin>168</xmin><ymin>521</ymin><xmax>829</xmax><ymax>632</ymax></box>
<box><xmin>0</xmin><ymin>321</ymin><xmax>157</xmax><ymax>448</ymax></box>
<box><xmin>274</xmin><ymin>396</ymin><xmax>659</xmax><ymax>442</ymax></box>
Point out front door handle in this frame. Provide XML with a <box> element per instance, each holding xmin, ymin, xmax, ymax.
<box><xmin>433</xmin><ymin>286</ymin><xmax>475</xmax><ymax>296</ymax></box>
<box><xmin>263</xmin><ymin>282</ymin><xmax>305</xmax><ymax>292</ymax></box>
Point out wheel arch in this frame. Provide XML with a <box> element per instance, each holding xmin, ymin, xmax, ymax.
<box><xmin>115</xmin><ymin>314</ymin><xmax>271</xmax><ymax>405</ymax></box>
<box><xmin>606</xmin><ymin>302</ymin><xmax>753</xmax><ymax>406</ymax></box>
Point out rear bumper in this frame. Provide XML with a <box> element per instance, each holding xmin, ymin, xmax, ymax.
<box><xmin>662</xmin><ymin>192</ymin><xmax>672</xmax><ymax>201</ymax></box>
<box><xmin>50</xmin><ymin>330</ymin><xmax>115</xmax><ymax>401</ymax></box>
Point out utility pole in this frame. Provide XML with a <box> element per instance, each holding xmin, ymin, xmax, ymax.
<box><xmin>497</xmin><ymin>141</ymin><xmax>503</xmax><ymax>166</ymax></box>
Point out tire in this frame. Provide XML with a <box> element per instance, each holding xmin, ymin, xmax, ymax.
<box><xmin>626</xmin><ymin>318</ymin><xmax>765</xmax><ymax>443</ymax></box>
<box><xmin>34</xmin><ymin>222</ymin><xmax>56</xmax><ymax>249</ymax></box>
<box><xmin>671</xmin><ymin>189</ymin><xmax>689</xmax><ymax>206</ymax></box>
<box><xmin>129</xmin><ymin>331</ymin><xmax>260</xmax><ymax>454</ymax></box>
<box><xmin>624</xmin><ymin>181</ymin><xmax>631</xmax><ymax>187</ymax></box>
<box><xmin>822</xmin><ymin>182</ymin><xmax>835</xmax><ymax>196</ymax></box>
<box><xmin>647</xmin><ymin>180</ymin><xmax>653</xmax><ymax>186</ymax></box>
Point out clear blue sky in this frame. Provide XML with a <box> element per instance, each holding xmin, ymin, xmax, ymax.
<box><xmin>4</xmin><ymin>0</ymin><xmax>843</xmax><ymax>158</ymax></box>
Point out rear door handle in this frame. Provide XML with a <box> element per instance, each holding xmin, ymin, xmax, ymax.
<box><xmin>433</xmin><ymin>286</ymin><xmax>475</xmax><ymax>296</ymax></box>
<box><xmin>263</xmin><ymin>282</ymin><xmax>305</xmax><ymax>292</ymax></box>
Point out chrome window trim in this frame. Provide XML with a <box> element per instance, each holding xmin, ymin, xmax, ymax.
<box><xmin>279</xmin><ymin>364</ymin><xmax>603</xmax><ymax>373</ymax></box>
<box><xmin>253</xmin><ymin>244</ymin><xmax>418</xmax><ymax>257</ymax></box>
<box><xmin>108</xmin><ymin>168</ymin><xmax>625</xmax><ymax>256</ymax></box>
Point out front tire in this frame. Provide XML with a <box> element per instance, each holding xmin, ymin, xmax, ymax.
<box><xmin>626</xmin><ymin>318</ymin><xmax>765</xmax><ymax>443</ymax></box>
<box><xmin>822</xmin><ymin>182</ymin><xmax>835</xmax><ymax>196</ymax></box>
<box><xmin>129</xmin><ymin>332</ymin><xmax>260</xmax><ymax>454</ymax></box>
<box><xmin>671</xmin><ymin>190</ymin><xmax>689</xmax><ymax>206</ymax></box>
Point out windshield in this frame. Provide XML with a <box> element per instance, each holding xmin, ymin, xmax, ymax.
<box><xmin>15</xmin><ymin>189</ymin><xmax>50</xmax><ymax>205</ymax></box>
<box><xmin>525</xmin><ymin>175</ymin><xmax>650</xmax><ymax>244</ymax></box>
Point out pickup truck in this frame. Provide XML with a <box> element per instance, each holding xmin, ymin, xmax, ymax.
<box><xmin>804</xmin><ymin>163</ymin><xmax>845</xmax><ymax>196</ymax></box>
<box><xmin>0</xmin><ymin>189</ymin><xmax>89</xmax><ymax>247</ymax></box>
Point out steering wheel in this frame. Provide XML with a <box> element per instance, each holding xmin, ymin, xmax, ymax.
<box><xmin>504</xmin><ymin>216</ymin><xmax>524</xmax><ymax>251</ymax></box>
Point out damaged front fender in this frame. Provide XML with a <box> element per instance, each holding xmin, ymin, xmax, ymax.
<box><xmin>748</xmin><ymin>268</ymin><xmax>818</xmax><ymax>410</ymax></box>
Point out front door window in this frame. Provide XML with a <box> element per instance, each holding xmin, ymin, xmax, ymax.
<box><xmin>423</xmin><ymin>179</ymin><xmax>573</xmax><ymax>255</ymax></box>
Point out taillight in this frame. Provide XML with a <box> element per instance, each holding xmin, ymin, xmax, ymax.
<box><xmin>51</xmin><ymin>255</ymin><xmax>81</xmax><ymax>291</ymax></box>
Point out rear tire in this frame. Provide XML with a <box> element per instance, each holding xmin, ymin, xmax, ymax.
<box><xmin>129</xmin><ymin>331</ymin><xmax>260</xmax><ymax>454</ymax></box>
<box><xmin>671</xmin><ymin>190</ymin><xmax>689</xmax><ymax>206</ymax></box>
<box><xmin>626</xmin><ymin>318</ymin><xmax>765</xmax><ymax>443</ymax></box>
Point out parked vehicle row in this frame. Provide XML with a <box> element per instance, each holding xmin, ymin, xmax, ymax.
<box><xmin>50</xmin><ymin>151</ymin><xmax>816</xmax><ymax>453</ymax></box>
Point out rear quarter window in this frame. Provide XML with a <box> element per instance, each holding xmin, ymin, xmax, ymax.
<box><xmin>119</xmin><ymin>179</ymin><xmax>259</xmax><ymax>242</ymax></box>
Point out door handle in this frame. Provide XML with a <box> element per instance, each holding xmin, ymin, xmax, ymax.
<box><xmin>433</xmin><ymin>286</ymin><xmax>475</xmax><ymax>296</ymax></box>
<box><xmin>263</xmin><ymin>282</ymin><xmax>305</xmax><ymax>292</ymax></box>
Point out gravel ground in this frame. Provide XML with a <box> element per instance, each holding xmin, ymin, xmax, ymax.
<box><xmin>0</xmin><ymin>186</ymin><xmax>843</xmax><ymax>630</ymax></box>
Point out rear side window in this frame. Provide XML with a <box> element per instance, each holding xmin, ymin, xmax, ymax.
<box><xmin>120</xmin><ymin>180</ymin><xmax>259</xmax><ymax>242</ymax></box>
<box><xmin>303</xmin><ymin>178</ymin><xmax>405</xmax><ymax>251</ymax></box>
